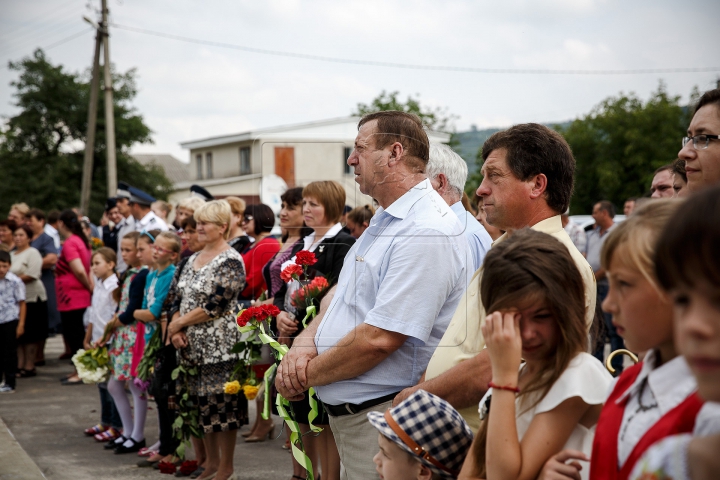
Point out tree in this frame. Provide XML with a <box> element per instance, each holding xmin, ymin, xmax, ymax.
<box><xmin>353</xmin><ymin>90</ymin><xmax>457</xmax><ymax>132</ymax></box>
<box><xmin>558</xmin><ymin>82</ymin><xmax>693</xmax><ymax>214</ymax></box>
<box><xmin>0</xmin><ymin>49</ymin><xmax>172</xmax><ymax>221</ymax></box>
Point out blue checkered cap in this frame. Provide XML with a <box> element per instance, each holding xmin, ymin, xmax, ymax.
<box><xmin>367</xmin><ymin>389</ymin><xmax>473</xmax><ymax>479</ymax></box>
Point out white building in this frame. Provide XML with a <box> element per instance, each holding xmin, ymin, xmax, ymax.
<box><xmin>174</xmin><ymin>116</ymin><xmax>451</xmax><ymax>206</ymax></box>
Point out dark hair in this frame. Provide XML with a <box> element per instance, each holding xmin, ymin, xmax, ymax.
<box><xmin>347</xmin><ymin>205</ymin><xmax>375</xmax><ymax>225</ymax></box>
<box><xmin>482</xmin><ymin>123</ymin><xmax>575</xmax><ymax>213</ymax></box>
<box><xmin>280</xmin><ymin>187</ymin><xmax>304</xmax><ymax>208</ymax></box>
<box><xmin>27</xmin><ymin>208</ymin><xmax>45</xmax><ymax>222</ymax></box>
<box><xmin>596</xmin><ymin>200</ymin><xmax>616</xmax><ymax>218</ymax></box>
<box><xmin>0</xmin><ymin>250</ymin><xmax>10</xmax><ymax>264</ymax></box>
<box><xmin>13</xmin><ymin>224</ymin><xmax>33</xmax><ymax>240</ymax></box>
<box><xmin>655</xmin><ymin>185</ymin><xmax>720</xmax><ymax>291</ymax></box>
<box><xmin>0</xmin><ymin>219</ymin><xmax>17</xmax><ymax>231</ymax></box>
<box><xmin>694</xmin><ymin>88</ymin><xmax>720</xmax><ymax>116</ymax></box>
<box><xmin>47</xmin><ymin>210</ymin><xmax>61</xmax><ymax>225</ymax></box>
<box><xmin>625</xmin><ymin>197</ymin><xmax>637</xmax><ymax>203</ymax></box>
<box><xmin>244</xmin><ymin>204</ymin><xmax>275</xmax><ymax>235</ymax></box>
<box><xmin>59</xmin><ymin>210</ymin><xmax>90</xmax><ymax>248</ymax></box>
<box><xmin>472</xmin><ymin>229</ymin><xmax>587</xmax><ymax>478</ymax></box>
<box><xmin>358</xmin><ymin>111</ymin><xmax>430</xmax><ymax>170</ymax></box>
<box><xmin>671</xmin><ymin>158</ymin><xmax>687</xmax><ymax>184</ymax></box>
<box><xmin>181</xmin><ymin>216</ymin><xmax>197</xmax><ymax>230</ymax></box>
<box><xmin>654</xmin><ymin>164</ymin><xmax>673</xmax><ymax>176</ymax></box>
<box><xmin>138</xmin><ymin>229</ymin><xmax>161</xmax><ymax>244</ymax></box>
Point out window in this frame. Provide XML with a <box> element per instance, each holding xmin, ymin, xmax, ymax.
<box><xmin>205</xmin><ymin>152</ymin><xmax>213</xmax><ymax>179</ymax></box>
<box><xmin>196</xmin><ymin>153</ymin><xmax>203</xmax><ymax>180</ymax></box>
<box><xmin>343</xmin><ymin>146</ymin><xmax>352</xmax><ymax>175</ymax></box>
<box><xmin>239</xmin><ymin>147</ymin><xmax>251</xmax><ymax>175</ymax></box>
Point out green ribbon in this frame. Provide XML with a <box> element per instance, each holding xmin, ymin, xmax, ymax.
<box><xmin>238</xmin><ymin>318</ymin><xmax>322</xmax><ymax>479</ymax></box>
<box><xmin>301</xmin><ymin>305</ymin><xmax>316</xmax><ymax>328</ymax></box>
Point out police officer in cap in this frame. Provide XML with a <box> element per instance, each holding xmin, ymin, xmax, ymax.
<box><xmin>129</xmin><ymin>186</ymin><xmax>169</xmax><ymax>233</ymax></box>
<box><xmin>115</xmin><ymin>181</ymin><xmax>137</xmax><ymax>273</ymax></box>
<box><xmin>190</xmin><ymin>184</ymin><xmax>214</xmax><ymax>201</ymax></box>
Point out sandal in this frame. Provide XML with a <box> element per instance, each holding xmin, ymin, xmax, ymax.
<box><xmin>19</xmin><ymin>368</ymin><xmax>37</xmax><ymax>378</ymax></box>
<box><xmin>95</xmin><ymin>427</ymin><xmax>122</xmax><ymax>442</ymax></box>
<box><xmin>84</xmin><ymin>424</ymin><xmax>107</xmax><ymax>436</ymax></box>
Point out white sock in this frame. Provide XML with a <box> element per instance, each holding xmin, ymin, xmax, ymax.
<box><xmin>107</xmin><ymin>378</ymin><xmax>133</xmax><ymax>440</ymax></box>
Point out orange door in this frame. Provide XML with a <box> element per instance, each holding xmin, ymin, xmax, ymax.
<box><xmin>274</xmin><ymin>147</ymin><xmax>295</xmax><ymax>187</ymax></box>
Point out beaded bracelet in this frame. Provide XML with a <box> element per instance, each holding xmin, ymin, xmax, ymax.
<box><xmin>488</xmin><ymin>381</ymin><xmax>520</xmax><ymax>393</ymax></box>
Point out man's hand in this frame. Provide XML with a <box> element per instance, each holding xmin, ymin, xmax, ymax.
<box><xmin>171</xmin><ymin>331</ymin><xmax>188</xmax><ymax>349</ymax></box>
<box><xmin>276</xmin><ymin>311</ymin><xmax>298</xmax><ymax>336</ymax></box>
<box><xmin>393</xmin><ymin>386</ymin><xmax>421</xmax><ymax>407</ymax></box>
<box><xmin>275</xmin><ymin>345</ymin><xmax>317</xmax><ymax>400</ymax></box>
<box><xmin>538</xmin><ymin>450</ymin><xmax>587</xmax><ymax>480</ymax></box>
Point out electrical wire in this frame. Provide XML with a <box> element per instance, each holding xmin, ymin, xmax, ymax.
<box><xmin>110</xmin><ymin>22</ymin><xmax>720</xmax><ymax>76</ymax></box>
<box><xmin>0</xmin><ymin>28</ymin><xmax>92</xmax><ymax>70</ymax></box>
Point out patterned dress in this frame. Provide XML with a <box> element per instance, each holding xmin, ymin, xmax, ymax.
<box><xmin>174</xmin><ymin>248</ymin><xmax>247</xmax><ymax>433</ymax></box>
<box><xmin>109</xmin><ymin>267</ymin><xmax>145</xmax><ymax>381</ymax></box>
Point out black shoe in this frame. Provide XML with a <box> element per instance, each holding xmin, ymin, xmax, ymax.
<box><xmin>114</xmin><ymin>438</ymin><xmax>146</xmax><ymax>454</ymax></box>
<box><xmin>104</xmin><ymin>436</ymin><xmax>126</xmax><ymax>450</ymax></box>
<box><xmin>35</xmin><ymin>360</ymin><xmax>46</xmax><ymax>367</ymax></box>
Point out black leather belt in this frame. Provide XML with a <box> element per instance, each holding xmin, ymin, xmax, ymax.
<box><xmin>324</xmin><ymin>392</ymin><xmax>400</xmax><ymax>417</ymax></box>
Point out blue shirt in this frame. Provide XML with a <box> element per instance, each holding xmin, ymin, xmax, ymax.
<box><xmin>142</xmin><ymin>264</ymin><xmax>176</xmax><ymax>319</ymax></box>
<box><xmin>450</xmin><ymin>201</ymin><xmax>493</xmax><ymax>272</ymax></box>
<box><xmin>314</xmin><ymin>179</ymin><xmax>472</xmax><ymax>405</ymax></box>
<box><xmin>0</xmin><ymin>272</ymin><xmax>26</xmax><ymax>324</ymax></box>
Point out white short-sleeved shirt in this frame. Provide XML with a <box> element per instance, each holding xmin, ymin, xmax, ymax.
<box><xmin>88</xmin><ymin>274</ymin><xmax>119</xmax><ymax>344</ymax></box>
<box><xmin>479</xmin><ymin>353</ymin><xmax>613</xmax><ymax>480</ymax></box>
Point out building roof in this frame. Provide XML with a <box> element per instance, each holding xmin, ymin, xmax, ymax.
<box><xmin>179</xmin><ymin>116</ymin><xmax>451</xmax><ymax>150</ymax></box>
<box><xmin>131</xmin><ymin>154</ymin><xmax>190</xmax><ymax>184</ymax></box>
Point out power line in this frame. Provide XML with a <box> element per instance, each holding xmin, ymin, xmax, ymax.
<box><xmin>0</xmin><ymin>28</ymin><xmax>92</xmax><ymax>70</ymax></box>
<box><xmin>110</xmin><ymin>22</ymin><xmax>720</xmax><ymax>76</ymax></box>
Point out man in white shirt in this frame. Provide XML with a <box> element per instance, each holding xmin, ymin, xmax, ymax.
<box><xmin>128</xmin><ymin>186</ymin><xmax>169</xmax><ymax>233</ymax></box>
<box><xmin>427</xmin><ymin>142</ymin><xmax>493</xmax><ymax>272</ymax></box>
<box><xmin>561</xmin><ymin>209</ymin><xmax>587</xmax><ymax>253</ymax></box>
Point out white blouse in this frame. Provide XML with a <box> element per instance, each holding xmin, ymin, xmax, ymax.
<box><xmin>479</xmin><ymin>353</ymin><xmax>613</xmax><ymax>480</ymax></box>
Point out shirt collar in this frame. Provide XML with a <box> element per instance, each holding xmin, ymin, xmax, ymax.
<box><xmin>615</xmin><ymin>350</ymin><xmax>696</xmax><ymax>412</ymax></box>
<box><xmin>101</xmin><ymin>274</ymin><xmax>119</xmax><ymax>290</ymax></box>
<box><xmin>449</xmin><ymin>201</ymin><xmax>466</xmax><ymax>216</ymax></box>
<box><xmin>382</xmin><ymin>178</ymin><xmax>434</xmax><ymax>220</ymax></box>
<box><xmin>492</xmin><ymin>215</ymin><xmax>563</xmax><ymax>247</ymax></box>
<box><xmin>138</xmin><ymin>211</ymin><xmax>156</xmax><ymax>226</ymax></box>
<box><xmin>303</xmin><ymin>223</ymin><xmax>343</xmax><ymax>251</ymax></box>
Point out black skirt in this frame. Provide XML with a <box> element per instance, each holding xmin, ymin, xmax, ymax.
<box><xmin>18</xmin><ymin>300</ymin><xmax>48</xmax><ymax>344</ymax></box>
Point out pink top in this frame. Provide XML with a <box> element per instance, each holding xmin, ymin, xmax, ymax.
<box><xmin>55</xmin><ymin>234</ymin><xmax>92</xmax><ymax>312</ymax></box>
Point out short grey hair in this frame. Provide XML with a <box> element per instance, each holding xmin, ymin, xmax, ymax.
<box><xmin>427</xmin><ymin>143</ymin><xmax>468</xmax><ymax>197</ymax></box>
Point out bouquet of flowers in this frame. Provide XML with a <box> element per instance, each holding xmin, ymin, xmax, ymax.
<box><xmin>72</xmin><ymin>347</ymin><xmax>110</xmax><ymax>384</ymax></box>
<box><xmin>283</xmin><ymin>250</ymin><xmax>330</xmax><ymax>327</ymax></box>
<box><xmin>134</xmin><ymin>327</ymin><xmax>162</xmax><ymax>392</ymax></box>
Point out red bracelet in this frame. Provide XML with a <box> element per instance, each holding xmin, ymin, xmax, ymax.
<box><xmin>488</xmin><ymin>382</ymin><xmax>520</xmax><ymax>393</ymax></box>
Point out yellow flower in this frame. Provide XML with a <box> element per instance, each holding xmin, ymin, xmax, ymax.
<box><xmin>224</xmin><ymin>380</ymin><xmax>241</xmax><ymax>395</ymax></box>
<box><xmin>243</xmin><ymin>384</ymin><xmax>259</xmax><ymax>400</ymax></box>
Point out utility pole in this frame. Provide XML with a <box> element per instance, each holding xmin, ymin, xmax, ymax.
<box><xmin>101</xmin><ymin>0</ymin><xmax>117</xmax><ymax>199</ymax></box>
<box><xmin>80</xmin><ymin>22</ymin><xmax>102</xmax><ymax>215</ymax></box>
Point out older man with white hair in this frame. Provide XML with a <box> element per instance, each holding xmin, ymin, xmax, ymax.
<box><xmin>427</xmin><ymin>143</ymin><xmax>492</xmax><ymax>271</ymax></box>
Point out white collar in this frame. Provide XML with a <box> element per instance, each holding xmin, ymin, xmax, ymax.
<box><xmin>138</xmin><ymin>211</ymin><xmax>156</xmax><ymax>226</ymax></box>
<box><xmin>381</xmin><ymin>178</ymin><xmax>434</xmax><ymax>220</ymax></box>
<box><xmin>616</xmin><ymin>350</ymin><xmax>697</xmax><ymax>413</ymax></box>
<box><xmin>302</xmin><ymin>223</ymin><xmax>343</xmax><ymax>252</ymax></box>
<box><xmin>95</xmin><ymin>274</ymin><xmax>119</xmax><ymax>291</ymax></box>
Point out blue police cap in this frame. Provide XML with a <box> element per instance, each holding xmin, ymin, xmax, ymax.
<box><xmin>190</xmin><ymin>184</ymin><xmax>214</xmax><ymax>201</ymax></box>
<box><xmin>128</xmin><ymin>186</ymin><xmax>156</xmax><ymax>206</ymax></box>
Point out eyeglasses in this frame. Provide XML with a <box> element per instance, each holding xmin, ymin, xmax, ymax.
<box><xmin>682</xmin><ymin>134</ymin><xmax>720</xmax><ymax>150</ymax></box>
<box><xmin>242</xmin><ymin>215</ymin><xmax>254</xmax><ymax>223</ymax></box>
<box><xmin>152</xmin><ymin>245</ymin><xmax>174</xmax><ymax>255</ymax></box>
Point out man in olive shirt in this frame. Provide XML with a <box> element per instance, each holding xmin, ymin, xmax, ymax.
<box><xmin>393</xmin><ymin>124</ymin><xmax>596</xmax><ymax>431</ymax></box>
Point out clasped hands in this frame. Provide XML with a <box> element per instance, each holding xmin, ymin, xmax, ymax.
<box><xmin>275</xmin><ymin>344</ymin><xmax>317</xmax><ymax>401</ymax></box>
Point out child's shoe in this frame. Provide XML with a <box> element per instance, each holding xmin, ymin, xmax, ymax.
<box><xmin>95</xmin><ymin>427</ymin><xmax>122</xmax><ymax>442</ymax></box>
<box><xmin>85</xmin><ymin>424</ymin><xmax>108</xmax><ymax>436</ymax></box>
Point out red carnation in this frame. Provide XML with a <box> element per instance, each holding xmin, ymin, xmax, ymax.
<box><xmin>158</xmin><ymin>461</ymin><xmax>177</xmax><ymax>474</ymax></box>
<box><xmin>309</xmin><ymin>276</ymin><xmax>329</xmax><ymax>290</ymax></box>
<box><xmin>179</xmin><ymin>460</ymin><xmax>198</xmax><ymax>475</ymax></box>
<box><xmin>262</xmin><ymin>305</ymin><xmax>281</xmax><ymax>318</ymax></box>
<box><xmin>295</xmin><ymin>250</ymin><xmax>318</xmax><ymax>266</ymax></box>
<box><xmin>236</xmin><ymin>309</ymin><xmax>254</xmax><ymax>327</ymax></box>
<box><xmin>281</xmin><ymin>264</ymin><xmax>304</xmax><ymax>283</ymax></box>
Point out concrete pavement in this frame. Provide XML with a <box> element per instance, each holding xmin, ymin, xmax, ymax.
<box><xmin>0</xmin><ymin>336</ymin><xmax>293</xmax><ymax>480</ymax></box>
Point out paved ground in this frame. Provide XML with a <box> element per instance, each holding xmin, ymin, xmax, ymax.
<box><xmin>0</xmin><ymin>336</ymin><xmax>294</xmax><ymax>480</ymax></box>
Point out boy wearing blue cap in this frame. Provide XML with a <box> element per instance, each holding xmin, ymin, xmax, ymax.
<box><xmin>368</xmin><ymin>390</ymin><xmax>473</xmax><ymax>480</ymax></box>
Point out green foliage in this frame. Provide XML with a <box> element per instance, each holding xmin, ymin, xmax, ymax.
<box><xmin>558</xmin><ymin>82</ymin><xmax>692</xmax><ymax>214</ymax></box>
<box><xmin>0</xmin><ymin>49</ymin><xmax>172</xmax><ymax>221</ymax></box>
<box><xmin>353</xmin><ymin>90</ymin><xmax>457</xmax><ymax>132</ymax></box>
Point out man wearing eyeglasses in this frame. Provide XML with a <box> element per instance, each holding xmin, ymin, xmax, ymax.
<box><xmin>680</xmin><ymin>88</ymin><xmax>720</xmax><ymax>193</ymax></box>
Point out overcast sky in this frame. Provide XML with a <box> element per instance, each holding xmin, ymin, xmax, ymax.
<box><xmin>1</xmin><ymin>0</ymin><xmax>718</xmax><ymax>163</ymax></box>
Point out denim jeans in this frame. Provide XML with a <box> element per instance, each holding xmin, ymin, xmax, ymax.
<box><xmin>98</xmin><ymin>382</ymin><xmax>122</xmax><ymax>429</ymax></box>
<box><xmin>593</xmin><ymin>283</ymin><xmax>625</xmax><ymax>374</ymax></box>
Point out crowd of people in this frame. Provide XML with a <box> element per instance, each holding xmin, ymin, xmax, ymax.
<box><xmin>0</xmin><ymin>87</ymin><xmax>718</xmax><ymax>480</ymax></box>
